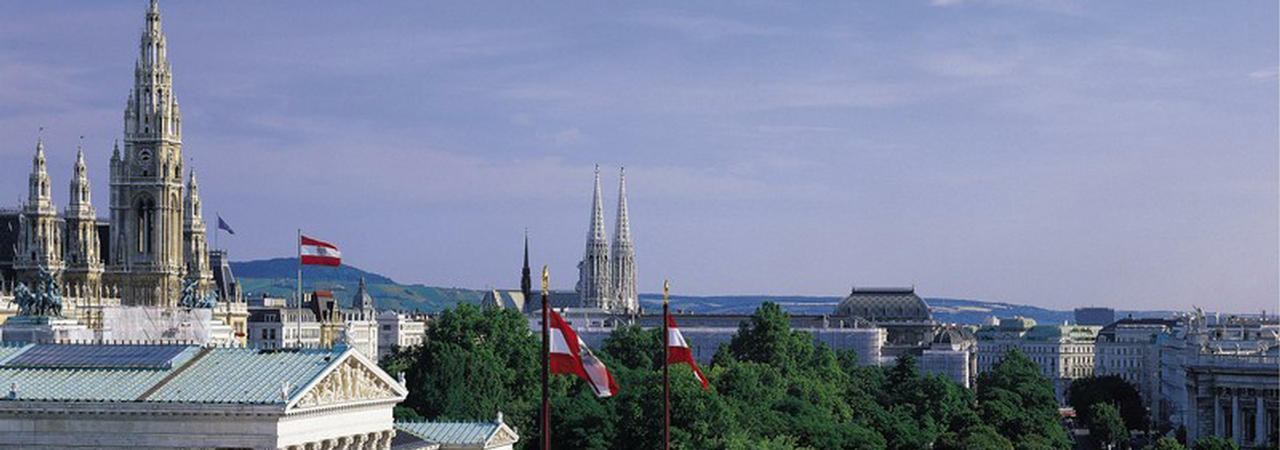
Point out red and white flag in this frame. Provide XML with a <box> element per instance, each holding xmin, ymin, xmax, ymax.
<box><xmin>666</xmin><ymin>314</ymin><xmax>710</xmax><ymax>390</ymax></box>
<box><xmin>548</xmin><ymin>309</ymin><xmax>619</xmax><ymax>397</ymax></box>
<box><xmin>300</xmin><ymin>235</ymin><xmax>341</xmax><ymax>266</ymax></box>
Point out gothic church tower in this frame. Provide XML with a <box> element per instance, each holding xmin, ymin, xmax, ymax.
<box><xmin>15</xmin><ymin>139</ymin><xmax>65</xmax><ymax>286</ymax></box>
<box><xmin>576</xmin><ymin>166</ymin><xmax>612</xmax><ymax>309</ymax></box>
<box><xmin>610</xmin><ymin>168</ymin><xmax>638</xmax><ymax>314</ymax></box>
<box><xmin>108</xmin><ymin>0</ymin><xmax>187</xmax><ymax>306</ymax></box>
<box><xmin>64</xmin><ymin>146</ymin><xmax>104</xmax><ymax>295</ymax></box>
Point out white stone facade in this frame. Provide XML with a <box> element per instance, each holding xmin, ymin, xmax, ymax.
<box><xmin>976</xmin><ymin>317</ymin><xmax>1101</xmax><ymax>401</ymax></box>
<box><xmin>376</xmin><ymin>311</ymin><xmax>427</xmax><ymax>360</ymax></box>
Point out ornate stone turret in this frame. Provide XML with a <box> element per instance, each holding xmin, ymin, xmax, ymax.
<box><xmin>64</xmin><ymin>146</ymin><xmax>104</xmax><ymax>295</ymax></box>
<box><xmin>183</xmin><ymin>169</ymin><xmax>212</xmax><ymax>293</ymax></box>
<box><xmin>576</xmin><ymin>166</ymin><xmax>612</xmax><ymax>309</ymax></box>
<box><xmin>108</xmin><ymin>0</ymin><xmax>187</xmax><ymax>306</ymax></box>
<box><xmin>610</xmin><ymin>167</ymin><xmax>637</xmax><ymax>314</ymax></box>
<box><xmin>15</xmin><ymin>138</ymin><xmax>64</xmax><ymax>287</ymax></box>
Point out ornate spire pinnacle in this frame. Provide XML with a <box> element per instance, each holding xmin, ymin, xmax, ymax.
<box><xmin>611</xmin><ymin>167</ymin><xmax>637</xmax><ymax>314</ymax></box>
<box><xmin>27</xmin><ymin>137</ymin><xmax>53</xmax><ymax>212</ymax></box>
<box><xmin>577</xmin><ymin>165</ymin><xmax>612</xmax><ymax>309</ymax></box>
<box><xmin>185</xmin><ymin>168</ymin><xmax>203</xmax><ymax>223</ymax></box>
<box><xmin>67</xmin><ymin>143</ymin><xmax>94</xmax><ymax>219</ymax></box>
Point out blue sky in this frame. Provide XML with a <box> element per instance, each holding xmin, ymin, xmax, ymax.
<box><xmin>0</xmin><ymin>1</ymin><xmax>1275</xmax><ymax>312</ymax></box>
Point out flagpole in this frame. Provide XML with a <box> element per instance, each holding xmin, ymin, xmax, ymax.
<box><xmin>296</xmin><ymin>229</ymin><xmax>303</xmax><ymax>348</ymax></box>
<box><xmin>214</xmin><ymin>213</ymin><xmax>219</xmax><ymax>251</ymax></box>
<box><xmin>541</xmin><ymin>266</ymin><xmax>551</xmax><ymax>450</ymax></box>
<box><xmin>663</xmin><ymin>279</ymin><xmax>670</xmax><ymax>450</ymax></box>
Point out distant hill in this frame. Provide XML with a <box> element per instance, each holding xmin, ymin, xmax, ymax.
<box><xmin>231</xmin><ymin>258</ymin><xmax>483</xmax><ymax>313</ymax></box>
<box><xmin>231</xmin><ymin>258</ymin><xmax>1169</xmax><ymax>325</ymax></box>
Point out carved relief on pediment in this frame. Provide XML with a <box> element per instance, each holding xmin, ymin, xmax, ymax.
<box><xmin>491</xmin><ymin>426</ymin><xmax>519</xmax><ymax>445</ymax></box>
<box><xmin>294</xmin><ymin>357</ymin><xmax>398</xmax><ymax>409</ymax></box>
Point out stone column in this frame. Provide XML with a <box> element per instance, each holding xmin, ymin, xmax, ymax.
<box><xmin>1232</xmin><ymin>393</ymin><xmax>1241</xmax><ymax>445</ymax></box>
<box><xmin>1214</xmin><ymin>392</ymin><xmax>1223</xmax><ymax>437</ymax></box>
<box><xmin>1257</xmin><ymin>395</ymin><xmax>1267</xmax><ymax>447</ymax></box>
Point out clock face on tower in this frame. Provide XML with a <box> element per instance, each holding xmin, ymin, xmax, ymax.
<box><xmin>137</xmin><ymin>149</ymin><xmax>153</xmax><ymax>176</ymax></box>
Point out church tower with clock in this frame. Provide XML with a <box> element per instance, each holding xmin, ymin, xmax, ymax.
<box><xmin>107</xmin><ymin>0</ymin><xmax>188</xmax><ymax>307</ymax></box>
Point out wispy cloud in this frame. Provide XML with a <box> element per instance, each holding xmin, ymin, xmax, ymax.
<box><xmin>627</xmin><ymin>11</ymin><xmax>786</xmax><ymax>40</ymax></box>
<box><xmin>1249</xmin><ymin>66</ymin><xmax>1279</xmax><ymax>79</ymax></box>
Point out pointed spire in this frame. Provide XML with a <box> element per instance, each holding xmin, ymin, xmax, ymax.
<box><xmin>613</xmin><ymin>167</ymin><xmax>631</xmax><ymax>246</ymax></box>
<box><xmin>578</xmin><ymin>165</ymin><xmax>612</xmax><ymax>309</ymax></box>
<box><xmin>588</xmin><ymin>165</ymin><xmax>607</xmax><ymax>243</ymax></box>
<box><xmin>520</xmin><ymin>229</ymin><xmax>532</xmax><ymax>300</ymax></box>
<box><xmin>611</xmin><ymin>167</ymin><xmax>637</xmax><ymax>314</ymax></box>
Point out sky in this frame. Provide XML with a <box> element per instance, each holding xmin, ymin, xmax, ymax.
<box><xmin>0</xmin><ymin>1</ymin><xmax>1275</xmax><ymax>313</ymax></box>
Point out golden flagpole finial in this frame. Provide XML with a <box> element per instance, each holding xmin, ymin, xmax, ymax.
<box><xmin>541</xmin><ymin>266</ymin><xmax>549</xmax><ymax>294</ymax></box>
<box><xmin>663</xmin><ymin>279</ymin><xmax>669</xmax><ymax>305</ymax></box>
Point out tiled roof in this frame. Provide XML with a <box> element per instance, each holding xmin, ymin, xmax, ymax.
<box><xmin>396</xmin><ymin>421</ymin><xmax>498</xmax><ymax>446</ymax></box>
<box><xmin>0</xmin><ymin>343</ymin><xmax>344</xmax><ymax>404</ymax></box>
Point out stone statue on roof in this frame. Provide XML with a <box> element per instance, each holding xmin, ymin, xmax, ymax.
<box><xmin>14</xmin><ymin>268</ymin><xmax>63</xmax><ymax>317</ymax></box>
<box><xmin>179</xmin><ymin>276</ymin><xmax>217</xmax><ymax>309</ymax></box>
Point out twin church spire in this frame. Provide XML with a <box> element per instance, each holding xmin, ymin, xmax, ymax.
<box><xmin>576</xmin><ymin>166</ymin><xmax>638</xmax><ymax>315</ymax></box>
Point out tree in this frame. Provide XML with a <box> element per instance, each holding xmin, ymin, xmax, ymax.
<box><xmin>1087</xmin><ymin>403</ymin><xmax>1127</xmax><ymax>449</ymax></box>
<box><xmin>1142</xmin><ymin>437</ymin><xmax>1187</xmax><ymax>450</ymax></box>
<box><xmin>389</xmin><ymin>304</ymin><xmax>542</xmax><ymax>449</ymax></box>
<box><xmin>1190</xmin><ymin>436</ymin><xmax>1239</xmax><ymax>450</ymax></box>
<box><xmin>936</xmin><ymin>425</ymin><xmax>1016</xmax><ymax>450</ymax></box>
<box><xmin>977</xmin><ymin>349</ymin><xmax>1072</xmax><ymax>450</ymax></box>
<box><xmin>1068</xmin><ymin>376</ymin><xmax>1148</xmax><ymax>431</ymax></box>
<box><xmin>601</xmin><ymin>325</ymin><xmax>661</xmax><ymax>370</ymax></box>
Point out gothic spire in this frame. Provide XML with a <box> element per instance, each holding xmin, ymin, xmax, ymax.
<box><xmin>520</xmin><ymin>229</ymin><xmax>532</xmax><ymax>300</ymax></box>
<box><xmin>577</xmin><ymin>165</ymin><xmax>612</xmax><ymax>309</ymax></box>
<box><xmin>611</xmin><ymin>167</ymin><xmax>637</xmax><ymax>314</ymax></box>
<box><xmin>588</xmin><ymin>165</ymin><xmax>607</xmax><ymax>245</ymax></box>
<box><xmin>128</xmin><ymin>0</ymin><xmax>179</xmax><ymax>141</ymax></box>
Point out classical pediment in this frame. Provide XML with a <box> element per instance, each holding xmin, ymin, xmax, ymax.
<box><xmin>490</xmin><ymin>425</ymin><xmax>519</xmax><ymax>446</ymax></box>
<box><xmin>290</xmin><ymin>352</ymin><xmax>406</xmax><ymax>410</ymax></box>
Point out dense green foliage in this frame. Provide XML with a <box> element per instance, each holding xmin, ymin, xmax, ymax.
<box><xmin>1068</xmin><ymin>375</ymin><xmax>1149</xmax><ymax>431</ymax></box>
<box><xmin>385</xmin><ymin>302</ymin><xmax>1073</xmax><ymax>449</ymax></box>
<box><xmin>975</xmin><ymin>348</ymin><xmax>1073</xmax><ymax>449</ymax></box>
<box><xmin>1087</xmin><ymin>403</ymin><xmax>1127</xmax><ymax>449</ymax></box>
<box><xmin>1191</xmin><ymin>436</ymin><xmax>1239</xmax><ymax>450</ymax></box>
<box><xmin>1143</xmin><ymin>437</ymin><xmax>1188</xmax><ymax>450</ymax></box>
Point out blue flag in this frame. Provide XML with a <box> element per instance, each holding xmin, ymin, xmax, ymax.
<box><xmin>217</xmin><ymin>215</ymin><xmax>235</xmax><ymax>235</ymax></box>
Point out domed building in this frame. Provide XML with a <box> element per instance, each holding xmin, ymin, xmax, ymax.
<box><xmin>834</xmin><ymin>287</ymin><xmax>931</xmax><ymax>322</ymax></box>
<box><xmin>834</xmin><ymin>287</ymin><xmax>936</xmax><ymax>350</ymax></box>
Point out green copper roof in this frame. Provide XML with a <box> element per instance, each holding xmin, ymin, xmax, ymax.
<box><xmin>144</xmin><ymin>347</ymin><xmax>338</xmax><ymax>404</ymax></box>
<box><xmin>0</xmin><ymin>343</ymin><xmax>343</xmax><ymax>404</ymax></box>
<box><xmin>396</xmin><ymin>421</ymin><xmax>500</xmax><ymax>446</ymax></box>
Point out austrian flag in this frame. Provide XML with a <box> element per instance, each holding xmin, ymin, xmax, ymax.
<box><xmin>667</xmin><ymin>314</ymin><xmax>710</xmax><ymax>390</ymax></box>
<box><xmin>548</xmin><ymin>309</ymin><xmax>619</xmax><ymax>397</ymax></box>
<box><xmin>300</xmin><ymin>235</ymin><xmax>341</xmax><ymax>266</ymax></box>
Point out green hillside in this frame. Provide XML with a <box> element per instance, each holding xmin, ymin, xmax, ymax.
<box><xmin>232</xmin><ymin>258</ymin><xmax>484</xmax><ymax>313</ymax></box>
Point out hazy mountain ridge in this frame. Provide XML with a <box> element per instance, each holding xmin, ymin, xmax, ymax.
<box><xmin>232</xmin><ymin>259</ymin><xmax>1165</xmax><ymax>324</ymax></box>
